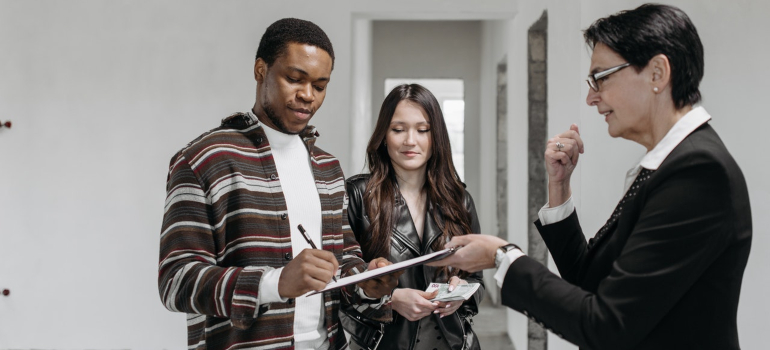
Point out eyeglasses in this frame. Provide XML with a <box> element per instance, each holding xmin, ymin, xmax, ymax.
<box><xmin>586</xmin><ymin>63</ymin><xmax>630</xmax><ymax>92</ymax></box>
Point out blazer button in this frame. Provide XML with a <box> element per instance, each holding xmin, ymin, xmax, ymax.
<box><xmin>270</xmin><ymin>174</ymin><xmax>277</xmax><ymax>180</ymax></box>
<box><xmin>281</xmin><ymin>213</ymin><xmax>287</xmax><ymax>220</ymax></box>
<box><xmin>287</xmin><ymin>298</ymin><xmax>294</xmax><ymax>305</ymax></box>
<box><xmin>284</xmin><ymin>253</ymin><xmax>292</xmax><ymax>260</ymax></box>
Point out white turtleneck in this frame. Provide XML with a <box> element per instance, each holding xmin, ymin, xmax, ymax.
<box><xmin>253</xmin><ymin>113</ymin><xmax>327</xmax><ymax>350</ymax></box>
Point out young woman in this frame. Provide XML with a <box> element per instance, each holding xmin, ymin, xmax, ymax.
<box><xmin>344</xmin><ymin>84</ymin><xmax>484</xmax><ymax>350</ymax></box>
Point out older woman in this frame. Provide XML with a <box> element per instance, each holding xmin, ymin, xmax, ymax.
<box><xmin>431</xmin><ymin>4</ymin><xmax>751</xmax><ymax>350</ymax></box>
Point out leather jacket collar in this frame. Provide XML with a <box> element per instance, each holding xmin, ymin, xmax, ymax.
<box><xmin>391</xmin><ymin>191</ymin><xmax>444</xmax><ymax>257</ymax></box>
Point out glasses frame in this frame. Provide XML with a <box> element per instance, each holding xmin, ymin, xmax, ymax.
<box><xmin>586</xmin><ymin>62</ymin><xmax>630</xmax><ymax>92</ymax></box>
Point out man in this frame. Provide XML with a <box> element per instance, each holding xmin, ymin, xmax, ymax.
<box><xmin>430</xmin><ymin>4</ymin><xmax>751</xmax><ymax>350</ymax></box>
<box><xmin>158</xmin><ymin>18</ymin><xmax>398</xmax><ymax>350</ymax></box>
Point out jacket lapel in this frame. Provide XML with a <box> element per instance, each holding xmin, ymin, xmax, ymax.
<box><xmin>421</xmin><ymin>200</ymin><xmax>443</xmax><ymax>253</ymax></box>
<box><xmin>392</xmin><ymin>198</ymin><xmax>422</xmax><ymax>256</ymax></box>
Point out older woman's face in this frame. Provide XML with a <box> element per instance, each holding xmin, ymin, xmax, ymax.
<box><xmin>586</xmin><ymin>43</ymin><xmax>654</xmax><ymax>142</ymax></box>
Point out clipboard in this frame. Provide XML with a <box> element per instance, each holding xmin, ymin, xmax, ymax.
<box><xmin>307</xmin><ymin>247</ymin><xmax>460</xmax><ymax>296</ymax></box>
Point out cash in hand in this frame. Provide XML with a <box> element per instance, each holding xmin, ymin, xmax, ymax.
<box><xmin>425</xmin><ymin>282</ymin><xmax>480</xmax><ymax>302</ymax></box>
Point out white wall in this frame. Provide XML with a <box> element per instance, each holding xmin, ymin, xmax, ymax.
<box><xmin>479</xmin><ymin>18</ymin><xmax>507</xmax><ymax>307</ymax></box>
<box><xmin>0</xmin><ymin>0</ymin><xmax>516</xmax><ymax>349</ymax></box>
<box><xmin>496</xmin><ymin>1</ymin><xmax>585</xmax><ymax>349</ymax></box>
<box><xmin>0</xmin><ymin>0</ymin><xmax>767</xmax><ymax>349</ymax></box>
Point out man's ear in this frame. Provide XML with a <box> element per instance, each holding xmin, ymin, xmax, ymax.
<box><xmin>254</xmin><ymin>58</ymin><xmax>267</xmax><ymax>83</ymax></box>
<box><xmin>649</xmin><ymin>54</ymin><xmax>671</xmax><ymax>90</ymax></box>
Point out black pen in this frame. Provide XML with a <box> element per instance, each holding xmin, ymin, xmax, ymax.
<box><xmin>297</xmin><ymin>224</ymin><xmax>338</xmax><ymax>282</ymax></box>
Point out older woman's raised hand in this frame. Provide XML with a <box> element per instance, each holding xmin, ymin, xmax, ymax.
<box><xmin>545</xmin><ymin>124</ymin><xmax>584</xmax><ymax>206</ymax></box>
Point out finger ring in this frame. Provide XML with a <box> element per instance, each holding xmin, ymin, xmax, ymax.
<box><xmin>556</xmin><ymin>142</ymin><xmax>564</xmax><ymax>151</ymax></box>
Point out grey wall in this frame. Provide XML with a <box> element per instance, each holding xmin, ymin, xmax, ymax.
<box><xmin>371</xmin><ymin>21</ymin><xmax>482</xmax><ymax>199</ymax></box>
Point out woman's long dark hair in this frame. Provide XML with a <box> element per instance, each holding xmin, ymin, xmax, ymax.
<box><xmin>363</xmin><ymin>84</ymin><xmax>472</xmax><ymax>279</ymax></box>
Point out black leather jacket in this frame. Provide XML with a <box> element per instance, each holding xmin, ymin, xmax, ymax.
<box><xmin>343</xmin><ymin>174</ymin><xmax>485</xmax><ymax>350</ymax></box>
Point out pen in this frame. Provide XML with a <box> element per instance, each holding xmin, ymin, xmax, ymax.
<box><xmin>297</xmin><ymin>224</ymin><xmax>338</xmax><ymax>282</ymax></box>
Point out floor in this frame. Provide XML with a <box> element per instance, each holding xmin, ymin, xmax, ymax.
<box><xmin>343</xmin><ymin>294</ymin><xmax>516</xmax><ymax>350</ymax></box>
<box><xmin>473</xmin><ymin>296</ymin><xmax>516</xmax><ymax>350</ymax></box>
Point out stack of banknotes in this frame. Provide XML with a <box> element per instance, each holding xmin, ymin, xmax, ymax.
<box><xmin>425</xmin><ymin>282</ymin><xmax>481</xmax><ymax>301</ymax></box>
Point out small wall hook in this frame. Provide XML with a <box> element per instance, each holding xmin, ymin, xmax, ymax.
<box><xmin>0</xmin><ymin>120</ymin><xmax>11</xmax><ymax>128</ymax></box>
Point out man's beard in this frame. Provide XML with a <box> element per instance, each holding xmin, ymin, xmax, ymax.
<box><xmin>263</xmin><ymin>103</ymin><xmax>300</xmax><ymax>135</ymax></box>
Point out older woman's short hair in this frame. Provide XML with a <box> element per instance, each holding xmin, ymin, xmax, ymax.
<box><xmin>584</xmin><ymin>4</ymin><xmax>703</xmax><ymax>109</ymax></box>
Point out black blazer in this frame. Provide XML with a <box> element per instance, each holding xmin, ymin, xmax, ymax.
<box><xmin>502</xmin><ymin>124</ymin><xmax>752</xmax><ymax>350</ymax></box>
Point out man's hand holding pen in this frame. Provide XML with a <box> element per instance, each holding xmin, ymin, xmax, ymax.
<box><xmin>278</xmin><ymin>224</ymin><xmax>401</xmax><ymax>299</ymax></box>
<box><xmin>277</xmin><ymin>224</ymin><xmax>340</xmax><ymax>298</ymax></box>
<box><xmin>278</xmin><ymin>249</ymin><xmax>340</xmax><ymax>298</ymax></box>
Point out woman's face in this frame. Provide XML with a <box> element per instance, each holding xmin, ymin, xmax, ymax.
<box><xmin>586</xmin><ymin>43</ymin><xmax>655</xmax><ymax>142</ymax></box>
<box><xmin>385</xmin><ymin>100</ymin><xmax>433</xmax><ymax>176</ymax></box>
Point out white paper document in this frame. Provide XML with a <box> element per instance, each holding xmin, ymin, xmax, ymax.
<box><xmin>307</xmin><ymin>247</ymin><xmax>458</xmax><ymax>296</ymax></box>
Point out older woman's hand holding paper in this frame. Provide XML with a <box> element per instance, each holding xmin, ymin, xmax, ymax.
<box><xmin>427</xmin><ymin>234</ymin><xmax>511</xmax><ymax>273</ymax></box>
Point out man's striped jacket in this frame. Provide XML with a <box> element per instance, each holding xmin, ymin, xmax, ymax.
<box><xmin>158</xmin><ymin>113</ymin><xmax>366</xmax><ymax>350</ymax></box>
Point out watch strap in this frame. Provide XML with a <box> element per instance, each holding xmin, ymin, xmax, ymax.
<box><xmin>494</xmin><ymin>243</ymin><xmax>522</xmax><ymax>268</ymax></box>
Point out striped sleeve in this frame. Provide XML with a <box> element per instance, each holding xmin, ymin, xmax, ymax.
<box><xmin>157</xmin><ymin>151</ymin><xmax>267</xmax><ymax>329</ymax></box>
<box><xmin>337</xmin><ymin>178</ymin><xmax>381</xmax><ymax>307</ymax></box>
<box><xmin>340</xmin><ymin>188</ymin><xmax>366</xmax><ymax>277</ymax></box>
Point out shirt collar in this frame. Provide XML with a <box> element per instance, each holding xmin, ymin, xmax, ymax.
<box><xmin>622</xmin><ymin>106</ymin><xmax>711</xmax><ymax>192</ymax></box>
<box><xmin>247</xmin><ymin>109</ymin><xmax>303</xmax><ymax>150</ymax></box>
<box><xmin>639</xmin><ymin>106</ymin><xmax>711</xmax><ymax>170</ymax></box>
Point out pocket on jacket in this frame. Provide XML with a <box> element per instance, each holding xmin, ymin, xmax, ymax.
<box><xmin>390</xmin><ymin>236</ymin><xmax>408</xmax><ymax>254</ymax></box>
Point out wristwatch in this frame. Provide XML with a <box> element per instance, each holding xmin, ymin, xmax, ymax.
<box><xmin>494</xmin><ymin>243</ymin><xmax>522</xmax><ymax>268</ymax></box>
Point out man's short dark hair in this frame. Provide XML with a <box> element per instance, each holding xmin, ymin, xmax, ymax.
<box><xmin>255</xmin><ymin>18</ymin><xmax>335</xmax><ymax>70</ymax></box>
<box><xmin>584</xmin><ymin>4</ymin><xmax>703</xmax><ymax>109</ymax></box>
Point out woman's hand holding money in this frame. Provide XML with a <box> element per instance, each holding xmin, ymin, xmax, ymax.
<box><xmin>434</xmin><ymin>276</ymin><xmax>466</xmax><ymax>318</ymax></box>
<box><xmin>391</xmin><ymin>288</ymin><xmax>440</xmax><ymax>321</ymax></box>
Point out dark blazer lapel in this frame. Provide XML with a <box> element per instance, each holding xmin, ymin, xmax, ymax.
<box><xmin>586</xmin><ymin>220</ymin><xmax>618</xmax><ymax>251</ymax></box>
<box><xmin>581</xmin><ymin>170</ymin><xmax>655</xmax><ymax>286</ymax></box>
